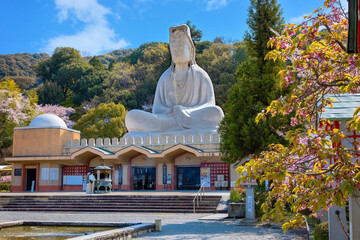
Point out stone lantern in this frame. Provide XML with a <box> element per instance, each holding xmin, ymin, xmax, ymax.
<box><xmin>94</xmin><ymin>163</ymin><xmax>112</xmax><ymax>193</ymax></box>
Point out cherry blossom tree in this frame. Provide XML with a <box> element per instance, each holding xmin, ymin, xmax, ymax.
<box><xmin>0</xmin><ymin>79</ymin><xmax>76</xmax><ymax>159</ymax></box>
<box><xmin>237</xmin><ymin>0</ymin><xmax>360</xmax><ymax>231</ymax></box>
<box><xmin>0</xmin><ymin>79</ymin><xmax>38</xmax><ymax>159</ymax></box>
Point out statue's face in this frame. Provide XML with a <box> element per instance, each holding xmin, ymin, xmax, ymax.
<box><xmin>170</xmin><ymin>30</ymin><xmax>191</xmax><ymax>65</ymax></box>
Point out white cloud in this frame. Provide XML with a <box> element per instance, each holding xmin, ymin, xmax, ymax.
<box><xmin>206</xmin><ymin>0</ymin><xmax>228</xmax><ymax>11</ymax></box>
<box><xmin>289</xmin><ymin>14</ymin><xmax>307</xmax><ymax>24</ymax></box>
<box><xmin>43</xmin><ymin>0</ymin><xmax>129</xmax><ymax>56</ymax></box>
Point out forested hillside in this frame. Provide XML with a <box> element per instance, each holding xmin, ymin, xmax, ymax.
<box><xmin>0</xmin><ymin>40</ymin><xmax>247</xmax><ymax>114</ymax></box>
<box><xmin>0</xmin><ymin>50</ymin><xmax>134</xmax><ymax>79</ymax></box>
<box><xmin>0</xmin><ymin>53</ymin><xmax>49</xmax><ymax>78</ymax></box>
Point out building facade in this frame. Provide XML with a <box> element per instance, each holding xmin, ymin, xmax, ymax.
<box><xmin>6</xmin><ymin>114</ymin><xmax>239</xmax><ymax>192</ymax></box>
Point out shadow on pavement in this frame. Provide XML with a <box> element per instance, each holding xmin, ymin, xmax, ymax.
<box><xmin>135</xmin><ymin>221</ymin><xmax>308</xmax><ymax>240</ymax></box>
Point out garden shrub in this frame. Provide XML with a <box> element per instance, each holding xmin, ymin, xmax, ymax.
<box><xmin>0</xmin><ymin>182</ymin><xmax>11</xmax><ymax>192</ymax></box>
<box><xmin>254</xmin><ymin>182</ymin><xmax>268</xmax><ymax>218</ymax></box>
<box><xmin>230</xmin><ymin>188</ymin><xmax>245</xmax><ymax>202</ymax></box>
<box><xmin>313</xmin><ymin>222</ymin><xmax>329</xmax><ymax>240</ymax></box>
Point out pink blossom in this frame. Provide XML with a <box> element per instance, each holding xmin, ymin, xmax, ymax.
<box><xmin>0</xmin><ymin>176</ymin><xmax>11</xmax><ymax>183</ymax></box>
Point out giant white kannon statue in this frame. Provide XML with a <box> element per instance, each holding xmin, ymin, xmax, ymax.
<box><xmin>125</xmin><ymin>24</ymin><xmax>224</xmax><ymax>136</ymax></box>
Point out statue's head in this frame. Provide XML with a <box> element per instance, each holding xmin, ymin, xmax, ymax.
<box><xmin>169</xmin><ymin>24</ymin><xmax>196</xmax><ymax>68</ymax></box>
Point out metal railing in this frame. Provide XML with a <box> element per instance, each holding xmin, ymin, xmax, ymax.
<box><xmin>193</xmin><ymin>182</ymin><xmax>206</xmax><ymax>213</ymax></box>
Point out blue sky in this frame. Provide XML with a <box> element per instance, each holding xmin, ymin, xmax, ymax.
<box><xmin>0</xmin><ymin>0</ymin><xmax>346</xmax><ymax>56</ymax></box>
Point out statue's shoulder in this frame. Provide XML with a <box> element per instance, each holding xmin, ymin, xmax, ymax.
<box><xmin>193</xmin><ymin>65</ymin><xmax>211</xmax><ymax>81</ymax></box>
<box><xmin>158</xmin><ymin>67</ymin><xmax>172</xmax><ymax>83</ymax></box>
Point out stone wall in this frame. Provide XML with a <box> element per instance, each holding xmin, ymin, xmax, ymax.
<box><xmin>64</xmin><ymin>133</ymin><xmax>221</xmax><ymax>154</ymax></box>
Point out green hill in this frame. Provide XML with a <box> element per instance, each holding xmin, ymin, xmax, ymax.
<box><xmin>0</xmin><ymin>53</ymin><xmax>49</xmax><ymax>78</ymax></box>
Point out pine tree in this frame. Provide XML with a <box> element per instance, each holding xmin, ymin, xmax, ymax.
<box><xmin>219</xmin><ymin>0</ymin><xmax>288</xmax><ymax>164</ymax></box>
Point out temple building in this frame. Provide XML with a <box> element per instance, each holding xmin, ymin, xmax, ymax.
<box><xmin>6</xmin><ymin>113</ymin><xmax>238</xmax><ymax>192</ymax></box>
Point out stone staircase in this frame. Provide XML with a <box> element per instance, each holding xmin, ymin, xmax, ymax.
<box><xmin>0</xmin><ymin>195</ymin><xmax>221</xmax><ymax>213</ymax></box>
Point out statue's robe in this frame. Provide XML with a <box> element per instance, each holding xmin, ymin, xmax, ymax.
<box><xmin>125</xmin><ymin>64</ymin><xmax>224</xmax><ymax>134</ymax></box>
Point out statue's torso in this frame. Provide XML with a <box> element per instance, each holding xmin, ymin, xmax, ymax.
<box><xmin>153</xmin><ymin>65</ymin><xmax>215</xmax><ymax>114</ymax></box>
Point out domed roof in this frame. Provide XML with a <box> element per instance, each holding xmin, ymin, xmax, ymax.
<box><xmin>29</xmin><ymin>114</ymin><xmax>67</xmax><ymax>129</ymax></box>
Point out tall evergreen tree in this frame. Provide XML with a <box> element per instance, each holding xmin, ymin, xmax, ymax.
<box><xmin>108</xmin><ymin>59</ymin><xmax>117</xmax><ymax>71</ymax></box>
<box><xmin>219</xmin><ymin>0</ymin><xmax>287</xmax><ymax>164</ymax></box>
<box><xmin>89</xmin><ymin>56</ymin><xmax>104</xmax><ymax>71</ymax></box>
<box><xmin>244</xmin><ymin>0</ymin><xmax>284</xmax><ymax>72</ymax></box>
<box><xmin>185</xmin><ymin>20</ymin><xmax>203</xmax><ymax>43</ymax></box>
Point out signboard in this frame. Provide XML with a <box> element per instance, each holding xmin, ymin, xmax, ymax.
<box><xmin>200</xmin><ymin>163</ymin><xmax>229</xmax><ymax>186</ymax></box>
<box><xmin>63</xmin><ymin>175</ymin><xmax>83</xmax><ymax>185</ymax></box>
<box><xmin>166</xmin><ymin>174</ymin><xmax>171</xmax><ymax>184</ymax></box>
<box><xmin>162</xmin><ymin>164</ymin><xmax>167</xmax><ymax>184</ymax></box>
<box><xmin>14</xmin><ymin>169</ymin><xmax>21</xmax><ymax>176</ymax></box>
<box><xmin>41</xmin><ymin>168</ymin><xmax>49</xmax><ymax>180</ymax></box>
<box><xmin>247</xmin><ymin>196</ymin><xmax>253</xmax><ymax>211</ymax></box>
<box><xmin>50</xmin><ymin>168</ymin><xmax>59</xmax><ymax>180</ymax></box>
<box><xmin>217</xmin><ymin>175</ymin><xmax>224</xmax><ymax>181</ymax></box>
<box><xmin>221</xmin><ymin>181</ymin><xmax>228</xmax><ymax>187</ymax></box>
<box><xmin>201</xmin><ymin>167</ymin><xmax>211</xmax><ymax>188</ymax></box>
<box><xmin>82</xmin><ymin>176</ymin><xmax>86</xmax><ymax>191</ymax></box>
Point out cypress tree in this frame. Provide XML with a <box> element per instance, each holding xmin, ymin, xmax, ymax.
<box><xmin>219</xmin><ymin>0</ymin><xmax>288</xmax><ymax>164</ymax></box>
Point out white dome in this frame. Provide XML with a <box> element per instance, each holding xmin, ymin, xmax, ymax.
<box><xmin>29</xmin><ymin>114</ymin><xmax>67</xmax><ymax>128</ymax></box>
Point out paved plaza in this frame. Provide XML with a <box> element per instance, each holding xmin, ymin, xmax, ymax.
<box><xmin>0</xmin><ymin>191</ymin><xmax>307</xmax><ymax>239</ymax></box>
<box><xmin>0</xmin><ymin>211</ymin><xmax>307</xmax><ymax>239</ymax></box>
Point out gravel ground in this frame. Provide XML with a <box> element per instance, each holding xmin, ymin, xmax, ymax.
<box><xmin>0</xmin><ymin>211</ymin><xmax>307</xmax><ymax>240</ymax></box>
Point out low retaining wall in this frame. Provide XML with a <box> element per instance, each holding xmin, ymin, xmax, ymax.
<box><xmin>228</xmin><ymin>202</ymin><xmax>245</xmax><ymax>218</ymax></box>
<box><xmin>0</xmin><ymin>221</ymin><xmax>156</xmax><ymax>239</ymax></box>
<box><xmin>69</xmin><ymin>223</ymin><xmax>156</xmax><ymax>240</ymax></box>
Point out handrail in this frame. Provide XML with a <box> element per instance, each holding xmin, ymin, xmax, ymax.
<box><xmin>193</xmin><ymin>182</ymin><xmax>206</xmax><ymax>213</ymax></box>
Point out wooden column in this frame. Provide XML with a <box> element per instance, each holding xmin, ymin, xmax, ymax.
<box><xmin>35</xmin><ymin>162</ymin><xmax>40</xmax><ymax>191</ymax></box>
<box><xmin>171</xmin><ymin>158</ymin><xmax>175</xmax><ymax>190</ymax></box>
<box><xmin>21</xmin><ymin>163</ymin><xmax>26</xmax><ymax>191</ymax></box>
<box><xmin>127</xmin><ymin>159</ymin><xmax>132</xmax><ymax>190</ymax></box>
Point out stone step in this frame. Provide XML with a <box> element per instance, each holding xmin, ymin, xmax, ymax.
<box><xmin>0</xmin><ymin>195</ymin><xmax>220</xmax><ymax>198</ymax></box>
<box><xmin>0</xmin><ymin>195</ymin><xmax>221</xmax><ymax>213</ymax></box>
<box><xmin>0</xmin><ymin>199</ymin><xmax>220</xmax><ymax>204</ymax></box>
<box><xmin>0</xmin><ymin>197</ymin><xmax>220</xmax><ymax>202</ymax></box>
<box><xmin>1</xmin><ymin>204</ymin><xmax>215</xmax><ymax>209</ymax></box>
<box><xmin>1</xmin><ymin>201</ymin><xmax>218</xmax><ymax>206</ymax></box>
<box><xmin>0</xmin><ymin>207</ymin><xmax>215</xmax><ymax>213</ymax></box>
<box><xmin>2</xmin><ymin>203</ymin><xmax>218</xmax><ymax>208</ymax></box>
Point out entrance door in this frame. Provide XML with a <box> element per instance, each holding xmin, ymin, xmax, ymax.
<box><xmin>133</xmin><ymin>167</ymin><xmax>156</xmax><ymax>190</ymax></box>
<box><xmin>177</xmin><ymin>167</ymin><xmax>200</xmax><ymax>190</ymax></box>
<box><xmin>26</xmin><ymin>169</ymin><xmax>36</xmax><ymax>191</ymax></box>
